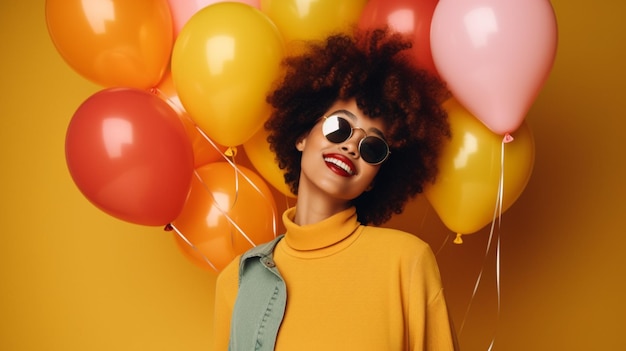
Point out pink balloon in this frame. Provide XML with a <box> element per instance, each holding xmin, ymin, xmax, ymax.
<box><xmin>358</xmin><ymin>0</ymin><xmax>439</xmax><ymax>76</ymax></box>
<box><xmin>431</xmin><ymin>0</ymin><xmax>557</xmax><ymax>135</ymax></box>
<box><xmin>168</xmin><ymin>0</ymin><xmax>261</xmax><ymax>36</ymax></box>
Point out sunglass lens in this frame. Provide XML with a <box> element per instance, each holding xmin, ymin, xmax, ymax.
<box><xmin>360</xmin><ymin>137</ymin><xmax>389</xmax><ymax>164</ymax></box>
<box><xmin>322</xmin><ymin>115</ymin><xmax>351</xmax><ymax>143</ymax></box>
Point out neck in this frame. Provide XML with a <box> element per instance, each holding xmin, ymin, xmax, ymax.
<box><xmin>293</xmin><ymin>182</ymin><xmax>351</xmax><ymax>226</ymax></box>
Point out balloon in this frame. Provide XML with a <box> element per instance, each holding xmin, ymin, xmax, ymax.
<box><xmin>172</xmin><ymin>162</ymin><xmax>278</xmax><ymax>271</ymax></box>
<box><xmin>65</xmin><ymin>88</ymin><xmax>194</xmax><ymax>226</ymax></box>
<box><xmin>179</xmin><ymin>115</ymin><xmax>229</xmax><ymax>168</ymax></box>
<box><xmin>154</xmin><ymin>69</ymin><xmax>186</xmax><ymax>115</ymax></box>
<box><xmin>243</xmin><ymin>128</ymin><xmax>295</xmax><ymax>198</ymax></box>
<box><xmin>358</xmin><ymin>0</ymin><xmax>439</xmax><ymax>76</ymax></box>
<box><xmin>156</xmin><ymin>70</ymin><xmax>228</xmax><ymax>168</ymax></box>
<box><xmin>46</xmin><ymin>0</ymin><xmax>173</xmax><ymax>89</ymax></box>
<box><xmin>430</xmin><ymin>0</ymin><xmax>557</xmax><ymax>135</ymax></box>
<box><xmin>171</xmin><ymin>2</ymin><xmax>285</xmax><ymax>147</ymax></box>
<box><xmin>261</xmin><ymin>0</ymin><xmax>368</xmax><ymax>43</ymax></box>
<box><xmin>167</xmin><ymin>0</ymin><xmax>261</xmax><ymax>37</ymax></box>
<box><xmin>424</xmin><ymin>98</ymin><xmax>535</xmax><ymax>237</ymax></box>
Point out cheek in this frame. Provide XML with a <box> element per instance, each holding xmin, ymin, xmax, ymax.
<box><xmin>360</xmin><ymin>165</ymin><xmax>381</xmax><ymax>185</ymax></box>
<box><xmin>299</xmin><ymin>143</ymin><xmax>323</xmax><ymax>174</ymax></box>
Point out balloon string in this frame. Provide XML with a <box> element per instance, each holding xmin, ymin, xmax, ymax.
<box><xmin>488</xmin><ymin>137</ymin><xmax>506</xmax><ymax>350</ymax></box>
<box><xmin>194</xmin><ymin>125</ymin><xmax>279</xmax><ymax>241</ymax></box>
<box><xmin>435</xmin><ymin>233</ymin><xmax>451</xmax><ymax>257</ymax></box>
<box><xmin>458</xmin><ymin>137</ymin><xmax>506</xmax><ymax>349</ymax></box>
<box><xmin>427</xmin><ymin>201</ymin><xmax>453</xmax><ymax>257</ymax></box>
<box><xmin>229</xmin><ymin>155</ymin><xmax>242</xmax><ymax>250</ymax></box>
<box><xmin>192</xmin><ymin>169</ymin><xmax>258</xmax><ymax>247</ymax></box>
<box><xmin>168</xmin><ymin>222</ymin><xmax>218</xmax><ymax>272</ymax></box>
<box><xmin>150</xmin><ymin>87</ymin><xmax>229</xmax><ymax>162</ymax></box>
<box><xmin>230</xmin><ymin>154</ymin><xmax>240</xmax><ymax>212</ymax></box>
<box><xmin>150</xmin><ymin>87</ymin><xmax>186</xmax><ymax>116</ymax></box>
<box><xmin>418</xmin><ymin>201</ymin><xmax>429</xmax><ymax>232</ymax></box>
<box><xmin>283</xmin><ymin>193</ymin><xmax>294</xmax><ymax>211</ymax></box>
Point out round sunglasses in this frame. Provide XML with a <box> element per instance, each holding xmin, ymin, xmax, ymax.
<box><xmin>321</xmin><ymin>113</ymin><xmax>390</xmax><ymax>165</ymax></box>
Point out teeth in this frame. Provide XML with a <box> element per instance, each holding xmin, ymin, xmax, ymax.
<box><xmin>324</xmin><ymin>157</ymin><xmax>354</xmax><ymax>175</ymax></box>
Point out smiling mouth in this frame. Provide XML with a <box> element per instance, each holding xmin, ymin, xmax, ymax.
<box><xmin>324</xmin><ymin>154</ymin><xmax>355</xmax><ymax>177</ymax></box>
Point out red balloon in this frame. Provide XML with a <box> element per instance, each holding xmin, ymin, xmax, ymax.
<box><xmin>65</xmin><ymin>88</ymin><xmax>194</xmax><ymax>226</ymax></box>
<box><xmin>358</xmin><ymin>0</ymin><xmax>439</xmax><ymax>76</ymax></box>
<box><xmin>172</xmin><ymin>162</ymin><xmax>278</xmax><ymax>271</ymax></box>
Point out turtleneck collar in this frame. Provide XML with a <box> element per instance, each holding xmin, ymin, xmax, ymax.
<box><xmin>281</xmin><ymin>206</ymin><xmax>363</xmax><ymax>256</ymax></box>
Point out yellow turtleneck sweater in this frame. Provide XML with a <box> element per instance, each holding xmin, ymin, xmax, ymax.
<box><xmin>214</xmin><ymin>207</ymin><xmax>458</xmax><ymax>350</ymax></box>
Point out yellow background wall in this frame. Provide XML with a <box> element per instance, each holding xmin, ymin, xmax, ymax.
<box><xmin>1</xmin><ymin>1</ymin><xmax>624</xmax><ymax>350</ymax></box>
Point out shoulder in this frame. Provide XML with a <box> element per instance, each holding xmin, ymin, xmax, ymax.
<box><xmin>216</xmin><ymin>255</ymin><xmax>240</xmax><ymax>285</ymax></box>
<box><xmin>215</xmin><ymin>236</ymin><xmax>286</xmax><ymax>306</ymax></box>
<box><xmin>241</xmin><ymin>234</ymin><xmax>284</xmax><ymax>262</ymax></box>
<box><xmin>215</xmin><ymin>254</ymin><xmax>241</xmax><ymax>306</ymax></box>
<box><xmin>362</xmin><ymin>225</ymin><xmax>430</xmax><ymax>251</ymax></box>
<box><xmin>360</xmin><ymin>226</ymin><xmax>439</xmax><ymax>268</ymax></box>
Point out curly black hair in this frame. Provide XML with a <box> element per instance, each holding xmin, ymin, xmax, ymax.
<box><xmin>265</xmin><ymin>27</ymin><xmax>451</xmax><ymax>226</ymax></box>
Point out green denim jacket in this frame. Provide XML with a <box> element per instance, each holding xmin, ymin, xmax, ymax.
<box><xmin>229</xmin><ymin>235</ymin><xmax>286</xmax><ymax>351</ymax></box>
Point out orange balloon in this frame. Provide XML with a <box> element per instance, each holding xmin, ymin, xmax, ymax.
<box><xmin>424</xmin><ymin>98</ymin><xmax>535</xmax><ymax>237</ymax></box>
<box><xmin>261</xmin><ymin>0</ymin><xmax>368</xmax><ymax>43</ymax></box>
<box><xmin>243</xmin><ymin>127</ymin><xmax>295</xmax><ymax>198</ymax></box>
<box><xmin>172</xmin><ymin>162</ymin><xmax>278</xmax><ymax>271</ymax></box>
<box><xmin>46</xmin><ymin>0</ymin><xmax>173</xmax><ymax>89</ymax></box>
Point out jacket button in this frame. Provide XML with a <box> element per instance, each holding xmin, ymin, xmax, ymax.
<box><xmin>262</xmin><ymin>257</ymin><xmax>276</xmax><ymax>268</ymax></box>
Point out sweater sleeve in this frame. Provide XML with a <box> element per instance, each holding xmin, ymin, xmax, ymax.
<box><xmin>213</xmin><ymin>257</ymin><xmax>240</xmax><ymax>351</ymax></box>
<box><xmin>408</xmin><ymin>245</ymin><xmax>459</xmax><ymax>351</ymax></box>
<box><xmin>424</xmin><ymin>288</ymin><xmax>460</xmax><ymax>350</ymax></box>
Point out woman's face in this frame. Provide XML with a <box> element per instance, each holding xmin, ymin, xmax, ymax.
<box><xmin>296</xmin><ymin>98</ymin><xmax>388</xmax><ymax>202</ymax></box>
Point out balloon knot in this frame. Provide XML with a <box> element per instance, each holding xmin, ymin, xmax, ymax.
<box><xmin>453</xmin><ymin>233</ymin><xmax>464</xmax><ymax>244</ymax></box>
<box><xmin>225</xmin><ymin>146</ymin><xmax>238</xmax><ymax>157</ymax></box>
<box><xmin>503</xmin><ymin>133</ymin><xmax>514</xmax><ymax>143</ymax></box>
<box><xmin>164</xmin><ymin>223</ymin><xmax>173</xmax><ymax>231</ymax></box>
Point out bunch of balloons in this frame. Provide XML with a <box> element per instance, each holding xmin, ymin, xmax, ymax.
<box><xmin>46</xmin><ymin>0</ymin><xmax>368</xmax><ymax>271</ymax></box>
<box><xmin>360</xmin><ymin>0</ymin><xmax>557</xmax><ymax>242</ymax></box>
<box><xmin>47</xmin><ymin>0</ymin><xmax>557</xmax><ymax>271</ymax></box>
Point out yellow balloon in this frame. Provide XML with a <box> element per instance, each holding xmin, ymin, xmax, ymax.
<box><xmin>171</xmin><ymin>3</ymin><xmax>285</xmax><ymax>147</ymax></box>
<box><xmin>424</xmin><ymin>98</ymin><xmax>535</xmax><ymax>237</ymax></box>
<box><xmin>243</xmin><ymin>127</ymin><xmax>296</xmax><ymax>198</ymax></box>
<box><xmin>261</xmin><ymin>0</ymin><xmax>368</xmax><ymax>43</ymax></box>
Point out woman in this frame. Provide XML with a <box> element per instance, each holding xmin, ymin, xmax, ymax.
<box><xmin>214</xmin><ymin>28</ymin><xmax>459</xmax><ymax>351</ymax></box>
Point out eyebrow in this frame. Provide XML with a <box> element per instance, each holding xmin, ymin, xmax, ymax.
<box><xmin>330</xmin><ymin>109</ymin><xmax>387</xmax><ymax>139</ymax></box>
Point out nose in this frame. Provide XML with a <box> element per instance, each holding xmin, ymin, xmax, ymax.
<box><xmin>341</xmin><ymin>142</ymin><xmax>358</xmax><ymax>157</ymax></box>
<box><xmin>341</xmin><ymin>127</ymin><xmax>366</xmax><ymax>157</ymax></box>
